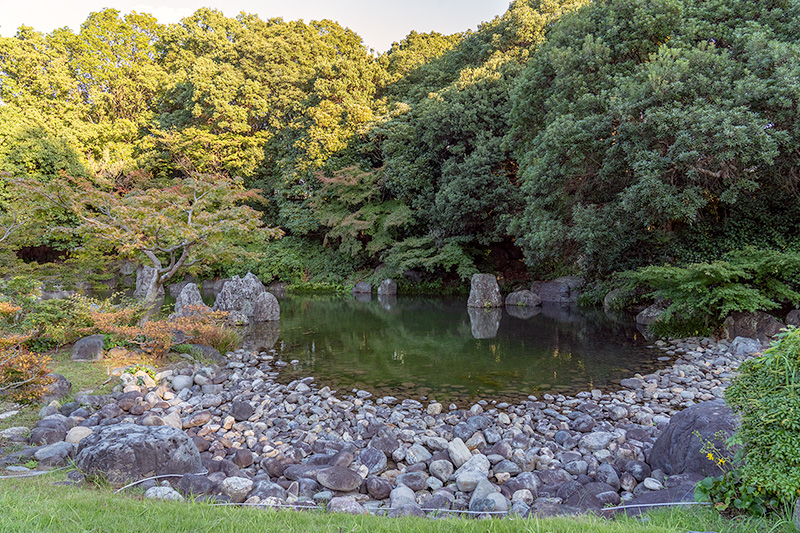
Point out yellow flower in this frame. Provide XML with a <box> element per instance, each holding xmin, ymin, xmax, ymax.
<box><xmin>707</xmin><ymin>452</ymin><xmax>714</xmax><ymax>461</ymax></box>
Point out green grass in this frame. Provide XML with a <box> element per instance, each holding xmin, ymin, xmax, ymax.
<box><xmin>0</xmin><ymin>472</ymin><xmax>795</xmax><ymax>533</ymax></box>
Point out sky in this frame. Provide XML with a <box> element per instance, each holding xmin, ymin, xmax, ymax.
<box><xmin>0</xmin><ymin>0</ymin><xmax>512</xmax><ymax>52</ymax></box>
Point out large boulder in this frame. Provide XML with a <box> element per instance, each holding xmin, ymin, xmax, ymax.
<box><xmin>786</xmin><ymin>310</ymin><xmax>800</xmax><ymax>327</ymax></box>
<box><xmin>133</xmin><ymin>265</ymin><xmax>165</xmax><ymax>300</ymax></box>
<box><xmin>505</xmin><ymin>290</ymin><xmax>541</xmax><ymax>308</ymax></box>
<box><xmin>536</xmin><ymin>276</ymin><xmax>585</xmax><ymax>304</ymax></box>
<box><xmin>351</xmin><ymin>282</ymin><xmax>372</xmax><ymax>295</ymax></box>
<box><xmin>252</xmin><ymin>291</ymin><xmax>280</xmax><ymax>322</ymax></box>
<box><xmin>636</xmin><ymin>303</ymin><xmax>667</xmax><ymax>326</ymax></box>
<box><xmin>171</xmin><ymin>283</ymin><xmax>210</xmax><ymax>318</ymax></box>
<box><xmin>649</xmin><ymin>400</ymin><xmax>739</xmax><ymax>477</ymax></box>
<box><xmin>71</xmin><ymin>335</ymin><xmax>105</xmax><ymax>362</ymax></box>
<box><xmin>75</xmin><ymin>423</ymin><xmax>204</xmax><ymax>485</ymax></box>
<box><xmin>723</xmin><ymin>311</ymin><xmax>784</xmax><ymax>344</ymax></box>
<box><xmin>42</xmin><ymin>373</ymin><xmax>72</xmax><ymax>402</ymax></box>
<box><xmin>467</xmin><ymin>274</ymin><xmax>503</xmax><ymax>308</ymax></box>
<box><xmin>213</xmin><ymin>273</ymin><xmax>278</xmax><ymax>324</ymax></box>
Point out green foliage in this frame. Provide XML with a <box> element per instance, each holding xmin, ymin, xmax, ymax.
<box><xmin>510</xmin><ymin>0</ymin><xmax>800</xmax><ymax>276</ymax></box>
<box><xmin>725</xmin><ymin>327</ymin><xmax>800</xmax><ymax>503</ymax></box>
<box><xmin>695</xmin><ymin>470</ymin><xmax>780</xmax><ymax>517</ymax></box>
<box><xmin>122</xmin><ymin>364</ymin><xmax>156</xmax><ymax>382</ymax></box>
<box><xmin>620</xmin><ymin>248</ymin><xmax>800</xmax><ymax>335</ymax></box>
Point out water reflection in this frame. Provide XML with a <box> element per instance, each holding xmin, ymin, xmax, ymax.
<box><xmin>468</xmin><ymin>307</ymin><xmax>502</xmax><ymax>339</ymax></box>
<box><xmin>274</xmin><ymin>296</ymin><xmax>670</xmax><ymax>403</ymax></box>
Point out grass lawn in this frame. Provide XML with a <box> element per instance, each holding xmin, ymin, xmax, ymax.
<box><xmin>0</xmin><ymin>471</ymin><xmax>796</xmax><ymax>533</ymax></box>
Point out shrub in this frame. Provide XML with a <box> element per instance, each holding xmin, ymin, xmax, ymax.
<box><xmin>0</xmin><ymin>336</ymin><xmax>52</xmax><ymax>404</ymax></box>
<box><xmin>724</xmin><ymin>327</ymin><xmax>800</xmax><ymax>503</ymax></box>
<box><xmin>620</xmin><ymin>248</ymin><xmax>800</xmax><ymax>336</ymax></box>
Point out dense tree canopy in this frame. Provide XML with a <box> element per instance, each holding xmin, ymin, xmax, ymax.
<box><xmin>2</xmin><ymin>0</ymin><xmax>800</xmax><ymax>287</ymax></box>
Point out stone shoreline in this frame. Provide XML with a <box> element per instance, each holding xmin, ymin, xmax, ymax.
<box><xmin>0</xmin><ymin>335</ymin><xmax>755</xmax><ymax>518</ymax></box>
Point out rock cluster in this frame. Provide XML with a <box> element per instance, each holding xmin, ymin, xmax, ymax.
<box><xmin>0</xmin><ymin>335</ymin><xmax>757</xmax><ymax>519</ymax></box>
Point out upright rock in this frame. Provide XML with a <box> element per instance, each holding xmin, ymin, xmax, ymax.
<box><xmin>352</xmin><ymin>282</ymin><xmax>372</xmax><ymax>295</ymax></box>
<box><xmin>212</xmin><ymin>273</ymin><xmax>278</xmax><ymax>324</ymax></box>
<box><xmin>467</xmin><ymin>274</ymin><xmax>503</xmax><ymax>308</ymax></box>
<box><xmin>468</xmin><ymin>308</ymin><xmax>501</xmax><ymax>339</ymax></box>
<box><xmin>133</xmin><ymin>265</ymin><xmax>164</xmax><ymax>300</ymax></box>
<box><xmin>171</xmin><ymin>283</ymin><xmax>210</xmax><ymax>318</ymax></box>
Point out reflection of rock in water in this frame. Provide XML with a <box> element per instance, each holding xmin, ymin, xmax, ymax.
<box><xmin>468</xmin><ymin>308</ymin><xmax>501</xmax><ymax>339</ymax></box>
<box><xmin>505</xmin><ymin>305</ymin><xmax>541</xmax><ymax>320</ymax></box>
<box><xmin>378</xmin><ymin>294</ymin><xmax>397</xmax><ymax>311</ymax></box>
<box><xmin>243</xmin><ymin>322</ymin><xmax>281</xmax><ymax>351</ymax></box>
<box><xmin>636</xmin><ymin>322</ymin><xmax>657</xmax><ymax>342</ymax></box>
<box><xmin>353</xmin><ymin>292</ymin><xmax>372</xmax><ymax>303</ymax></box>
<box><xmin>539</xmin><ymin>302</ymin><xmax>586</xmax><ymax>324</ymax></box>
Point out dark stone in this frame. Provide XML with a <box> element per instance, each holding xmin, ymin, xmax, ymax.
<box><xmin>595</xmin><ymin>463</ymin><xmax>621</xmax><ymax>491</ymax></box>
<box><xmin>233</xmin><ymin>449</ymin><xmax>253</xmax><ymax>468</ymax></box>
<box><xmin>625</xmin><ymin>460</ymin><xmax>652</xmax><ymax>482</ymax></box>
<box><xmin>249</xmin><ymin>480</ymin><xmax>287</xmax><ymax>500</ymax></box>
<box><xmin>636</xmin><ymin>303</ymin><xmax>667</xmax><ymax>326</ymax></box>
<box><xmin>328</xmin><ymin>450</ymin><xmax>354</xmax><ymax>468</ymax></box>
<box><xmin>43</xmin><ymin>374</ymin><xmax>72</xmax><ymax>403</ymax></box>
<box><xmin>387</xmin><ymin>504</ymin><xmax>425</xmax><ymax>518</ymax></box>
<box><xmin>71</xmin><ymin>335</ymin><xmax>105</xmax><ymax>362</ymax></box>
<box><xmin>505</xmin><ymin>290</ymin><xmax>541</xmax><ymax>308</ymax></box>
<box><xmin>192</xmin><ymin>436</ymin><xmax>210</xmax><ymax>453</ymax></box>
<box><xmin>537</xmin><ymin>276</ymin><xmax>584</xmax><ymax>304</ymax></box>
<box><xmin>723</xmin><ymin>311</ymin><xmax>785</xmax><ymax>344</ymax></box>
<box><xmin>317</xmin><ymin>466</ymin><xmax>363</xmax><ymax>492</ymax></box>
<box><xmin>75</xmin><ymin>423</ymin><xmax>203</xmax><ymax>485</ymax></box>
<box><xmin>351</xmin><ymin>282</ymin><xmax>372</xmax><ymax>294</ymax></box>
<box><xmin>650</xmin><ymin>400</ymin><xmax>739</xmax><ymax>477</ymax></box>
<box><xmin>179</xmin><ymin>473</ymin><xmax>215</xmax><ymax>496</ymax></box>
<box><xmin>368</xmin><ymin>426</ymin><xmax>399</xmax><ymax>457</ymax></box>
<box><xmin>366</xmin><ymin>476</ymin><xmax>392</xmax><ymax>500</ymax></box>
<box><xmin>260</xmin><ymin>457</ymin><xmax>286</xmax><ymax>478</ymax></box>
<box><xmin>29</xmin><ymin>427</ymin><xmax>66</xmax><ymax>445</ymax></box>
<box><xmin>570</xmin><ymin>414</ymin><xmax>595</xmax><ymax>433</ymax></box>
<box><xmin>187</xmin><ymin>344</ymin><xmax>225</xmax><ymax>365</ymax></box>
<box><xmin>396</xmin><ymin>471</ymin><xmax>427</xmax><ymax>491</ymax></box>
<box><xmin>229</xmin><ymin>401</ymin><xmax>254</xmax><ymax>421</ymax></box>
<box><xmin>359</xmin><ymin>447</ymin><xmax>387</xmax><ymax>475</ymax></box>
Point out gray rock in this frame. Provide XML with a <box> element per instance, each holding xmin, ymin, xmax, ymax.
<box><xmin>221</xmin><ymin>476</ymin><xmax>253</xmax><ymax>503</ymax></box>
<box><xmin>366</xmin><ymin>476</ymin><xmax>392</xmax><ymax>500</ymax></box>
<box><xmin>405</xmin><ymin>443</ymin><xmax>432</xmax><ymax>464</ymax></box>
<box><xmin>75</xmin><ymin>423</ymin><xmax>203</xmax><ymax>485</ymax></box>
<box><xmin>328</xmin><ymin>496</ymin><xmax>367</xmax><ymax>515</ymax></box>
<box><xmin>493</xmin><ymin>459</ymin><xmax>522</xmax><ymax>476</ymax></box>
<box><xmin>793</xmin><ymin>497</ymin><xmax>800</xmax><ymax>532</ymax></box>
<box><xmin>33</xmin><ymin>441</ymin><xmax>75</xmax><ymax>467</ymax></box>
<box><xmin>212</xmin><ymin>273</ymin><xmax>268</xmax><ymax>324</ymax></box>
<box><xmin>317</xmin><ymin>466</ymin><xmax>363</xmax><ymax>492</ymax></box>
<box><xmin>390</xmin><ymin>485</ymin><xmax>416</xmax><ymax>508</ymax></box>
<box><xmin>448</xmin><ymin>438</ymin><xmax>472</xmax><ymax>468</ymax></box>
<box><xmin>359</xmin><ymin>447</ymin><xmax>387</xmax><ymax>475</ymax></box>
<box><xmin>603</xmin><ymin>289</ymin><xmax>622</xmax><ymax>311</ymax></box>
<box><xmin>723</xmin><ymin>311</ymin><xmax>784</xmax><ymax>344</ymax></box>
<box><xmin>252</xmin><ymin>291</ymin><xmax>280</xmax><ymax>322</ymax></box>
<box><xmin>378</xmin><ymin>279</ymin><xmax>397</xmax><ymax>296</ymax></box>
<box><xmin>71</xmin><ymin>335</ymin><xmax>105</xmax><ymax>362</ymax></box>
<box><xmin>145</xmin><ymin>486</ymin><xmax>184</xmax><ymax>501</ymax></box>
<box><xmin>729</xmin><ymin>336</ymin><xmax>762</xmax><ymax>357</ymax></box>
<box><xmin>429</xmin><ymin>459</ymin><xmax>454</xmax><ymax>482</ymax></box>
<box><xmin>229</xmin><ymin>400</ymin><xmax>254</xmax><ymax>421</ymax></box>
<box><xmin>368</xmin><ymin>426</ymin><xmax>399</xmax><ymax>457</ymax></box>
<box><xmin>467</xmin><ymin>274</ymin><xmax>503</xmax><ymax>308</ymax></box>
<box><xmin>636</xmin><ymin>303</ymin><xmax>666</xmax><ymax>326</ymax></box>
<box><xmin>351</xmin><ymin>282</ymin><xmax>372</xmax><ymax>294</ymax></box>
<box><xmin>579</xmin><ymin>431</ymin><xmax>614</xmax><ymax>451</ymax></box>
<box><xmin>178</xmin><ymin>473</ymin><xmax>215</xmax><ymax>496</ymax></box>
<box><xmin>787</xmin><ymin>310</ymin><xmax>800</xmax><ymax>327</ymax></box>
<box><xmin>537</xmin><ymin>276</ymin><xmax>584</xmax><ymax>303</ymax></box>
<box><xmin>388</xmin><ymin>503</ymin><xmax>425</xmax><ymax>518</ymax></box>
<box><xmin>134</xmin><ymin>265</ymin><xmax>165</xmax><ymax>300</ymax></box>
<box><xmin>250</xmin><ymin>480</ymin><xmax>287</xmax><ymax>500</ymax></box>
<box><xmin>505</xmin><ymin>290</ymin><xmax>541</xmax><ymax>308</ymax></box>
<box><xmin>650</xmin><ymin>400</ymin><xmax>739</xmax><ymax>477</ymax></box>
<box><xmin>171</xmin><ymin>375</ymin><xmax>194</xmax><ymax>391</ymax></box>
<box><xmin>42</xmin><ymin>373</ymin><xmax>72</xmax><ymax>403</ymax></box>
<box><xmin>456</xmin><ymin>470</ymin><xmax>485</xmax><ymax>492</ymax></box>
<box><xmin>396</xmin><ymin>471</ymin><xmax>428</xmax><ymax>491</ymax></box>
<box><xmin>171</xmin><ymin>283</ymin><xmax>209</xmax><ymax>318</ymax></box>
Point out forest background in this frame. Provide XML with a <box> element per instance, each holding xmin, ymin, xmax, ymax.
<box><xmin>2</xmin><ymin>0</ymin><xmax>800</xmax><ymax>300</ymax></box>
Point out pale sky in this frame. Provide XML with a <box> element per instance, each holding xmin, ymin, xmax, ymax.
<box><xmin>0</xmin><ymin>0</ymin><xmax>512</xmax><ymax>52</ymax></box>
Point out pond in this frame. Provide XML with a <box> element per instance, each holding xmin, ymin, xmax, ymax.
<box><xmin>246</xmin><ymin>294</ymin><xmax>669</xmax><ymax>405</ymax></box>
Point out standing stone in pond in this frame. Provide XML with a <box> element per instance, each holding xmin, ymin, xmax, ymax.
<box><xmin>352</xmin><ymin>282</ymin><xmax>372</xmax><ymax>294</ymax></box>
<box><xmin>378</xmin><ymin>279</ymin><xmax>397</xmax><ymax>296</ymax></box>
<box><xmin>467</xmin><ymin>274</ymin><xmax>503</xmax><ymax>308</ymax></box>
<box><xmin>172</xmin><ymin>283</ymin><xmax>210</xmax><ymax>318</ymax></box>
<box><xmin>213</xmin><ymin>272</ymin><xmax>277</xmax><ymax>324</ymax></box>
<box><xmin>468</xmin><ymin>308</ymin><xmax>501</xmax><ymax>339</ymax></box>
<box><xmin>252</xmin><ymin>291</ymin><xmax>280</xmax><ymax>322</ymax></box>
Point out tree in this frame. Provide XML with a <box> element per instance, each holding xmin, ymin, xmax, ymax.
<box><xmin>16</xmin><ymin>172</ymin><xmax>282</xmax><ymax>306</ymax></box>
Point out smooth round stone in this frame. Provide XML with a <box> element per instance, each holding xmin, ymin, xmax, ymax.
<box><xmin>456</xmin><ymin>470</ymin><xmax>484</xmax><ymax>493</ymax></box>
<box><xmin>429</xmin><ymin>459</ymin><xmax>454</xmax><ymax>482</ymax></box>
<box><xmin>144</xmin><ymin>486</ymin><xmax>184</xmax><ymax>501</ymax></box>
<box><xmin>317</xmin><ymin>466</ymin><xmax>363</xmax><ymax>492</ymax></box>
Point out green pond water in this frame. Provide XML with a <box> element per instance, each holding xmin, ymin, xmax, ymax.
<box><xmin>245</xmin><ymin>294</ymin><xmax>669</xmax><ymax>405</ymax></box>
